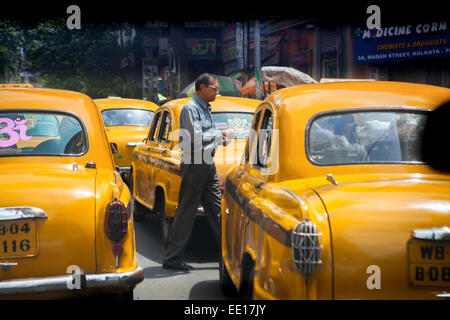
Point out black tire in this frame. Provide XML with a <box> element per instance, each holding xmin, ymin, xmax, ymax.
<box><xmin>219</xmin><ymin>254</ymin><xmax>238</xmax><ymax>297</ymax></box>
<box><xmin>129</xmin><ymin>170</ymin><xmax>146</xmax><ymax>222</ymax></box>
<box><xmin>156</xmin><ymin>194</ymin><xmax>172</xmax><ymax>248</ymax></box>
<box><xmin>240</xmin><ymin>259</ymin><xmax>255</xmax><ymax>300</ymax></box>
<box><xmin>91</xmin><ymin>288</ymin><xmax>134</xmax><ymax>300</ymax></box>
<box><xmin>118</xmin><ymin>289</ymin><xmax>134</xmax><ymax>300</ymax></box>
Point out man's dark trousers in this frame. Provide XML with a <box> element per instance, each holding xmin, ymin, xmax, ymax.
<box><xmin>163</xmin><ymin>161</ymin><xmax>222</xmax><ymax>265</ymax></box>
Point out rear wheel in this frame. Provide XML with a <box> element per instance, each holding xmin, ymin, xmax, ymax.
<box><xmin>156</xmin><ymin>193</ymin><xmax>172</xmax><ymax>247</ymax></box>
<box><xmin>129</xmin><ymin>170</ymin><xmax>146</xmax><ymax>222</ymax></box>
<box><xmin>239</xmin><ymin>256</ymin><xmax>255</xmax><ymax>300</ymax></box>
<box><xmin>118</xmin><ymin>289</ymin><xmax>134</xmax><ymax>300</ymax></box>
<box><xmin>96</xmin><ymin>288</ymin><xmax>134</xmax><ymax>300</ymax></box>
<box><xmin>219</xmin><ymin>254</ymin><xmax>238</xmax><ymax>297</ymax></box>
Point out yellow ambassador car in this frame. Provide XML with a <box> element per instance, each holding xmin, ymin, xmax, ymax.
<box><xmin>220</xmin><ymin>81</ymin><xmax>450</xmax><ymax>300</ymax></box>
<box><xmin>0</xmin><ymin>87</ymin><xmax>143</xmax><ymax>299</ymax></box>
<box><xmin>130</xmin><ymin>96</ymin><xmax>260</xmax><ymax>246</ymax></box>
<box><xmin>94</xmin><ymin>97</ymin><xmax>158</xmax><ymax>184</ymax></box>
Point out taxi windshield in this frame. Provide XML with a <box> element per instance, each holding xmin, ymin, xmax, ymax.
<box><xmin>212</xmin><ymin>112</ymin><xmax>254</xmax><ymax>139</ymax></box>
<box><xmin>0</xmin><ymin>111</ymin><xmax>87</xmax><ymax>156</ymax></box>
<box><xmin>101</xmin><ymin>108</ymin><xmax>154</xmax><ymax>127</ymax></box>
<box><xmin>308</xmin><ymin>110</ymin><xmax>427</xmax><ymax>165</ymax></box>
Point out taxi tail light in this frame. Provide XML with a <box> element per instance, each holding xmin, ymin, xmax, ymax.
<box><xmin>105</xmin><ymin>200</ymin><xmax>128</xmax><ymax>242</ymax></box>
<box><xmin>292</xmin><ymin>220</ymin><xmax>322</xmax><ymax>276</ymax></box>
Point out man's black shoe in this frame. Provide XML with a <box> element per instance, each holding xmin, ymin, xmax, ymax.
<box><xmin>162</xmin><ymin>261</ymin><xmax>193</xmax><ymax>271</ymax></box>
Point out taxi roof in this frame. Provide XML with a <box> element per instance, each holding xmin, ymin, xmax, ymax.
<box><xmin>266</xmin><ymin>81</ymin><xmax>450</xmax><ymax>182</ymax></box>
<box><xmin>94</xmin><ymin>97</ymin><xmax>159</xmax><ymax>112</ymax></box>
<box><xmin>268</xmin><ymin>81</ymin><xmax>450</xmax><ymax>118</ymax></box>
<box><xmin>0</xmin><ymin>87</ymin><xmax>96</xmax><ymax>113</ymax></box>
<box><xmin>0</xmin><ymin>88</ymin><xmax>115</xmax><ymax>169</ymax></box>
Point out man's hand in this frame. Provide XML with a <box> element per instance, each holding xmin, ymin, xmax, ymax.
<box><xmin>221</xmin><ymin>129</ymin><xmax>234</xmax><ymax>146</ymax></box>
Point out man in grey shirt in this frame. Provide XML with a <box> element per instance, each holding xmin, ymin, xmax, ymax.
<box><xmin>163</xmin><ymin>73</ymin><xmax>233</xmax><ymax>271</ymax></box>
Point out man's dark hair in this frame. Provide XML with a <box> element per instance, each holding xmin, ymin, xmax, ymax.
<box><xmin>195</xmin><ymin>73</ymin><xmax>217</xmax><ymax>91</ymax></box>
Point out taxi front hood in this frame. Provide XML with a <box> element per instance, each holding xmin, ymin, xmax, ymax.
<box><xmin>311</xmin><ymin>174</ymin><xmax>450</xmax><ymax>299</ymax></box>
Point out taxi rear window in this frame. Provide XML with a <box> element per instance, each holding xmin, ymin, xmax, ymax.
<box><xmin>307</xmin><ymin>109</ymin><xmax>427</xmax><ymax>165</ymax></box>
<box><xmin>0</xmin><ymin>111</ymin><xmax>87</xmax><ymax>156</ymax></box>
<box><xmin>101</xmin><ymin>108</ymin><xmax>154</xmax><ymax>127</ymax></box>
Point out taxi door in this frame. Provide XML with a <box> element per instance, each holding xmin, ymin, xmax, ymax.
<box><xmin>223</xmin><ymin>107</ymin><xmax>262</xmax><ymax>269</ymax></box>
<box><xmin>144</xmin><ymin>110</ymin><xmax>163</xmax><ymax>207</ymax></box>
<box><xmin>225</xmin><ymin>104</ymin><xmax>278</xmax><ymax>282</ymax></box>
<box><xmin>132</xmin><ymin>110</ymin><xmax>160</xmax><ymax>207</ymax></box>
<box><xmin>153</xmin><ymin>109</ymin><xmax>181</xmax><ymax>217</ymax></box>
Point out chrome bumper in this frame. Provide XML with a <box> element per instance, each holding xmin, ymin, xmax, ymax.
<box><xmin>436</xmin><ymin>293</ymin><xmax>450</xmax><ymax>299</ymax></box>
<box><xmin>0</xmin><ymin>267</ymin><xmax>144</xmax><ymax>295</ymax></box>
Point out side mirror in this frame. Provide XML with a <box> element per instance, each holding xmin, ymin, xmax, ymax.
<box><xmin>421</xmin><ymin>101</ymin><xmax>450</xmax><ymax>173</ymax></box>
<box><xmin>110</xmin><ymin>142</ymin><xmax>118</xmax><ymax>154</ymax></box>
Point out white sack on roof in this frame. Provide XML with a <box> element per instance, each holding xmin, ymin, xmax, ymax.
<box><xmin>260</xmin><ymin>66</ymin><xmax>318</xmax><ymax>87</ymax></box>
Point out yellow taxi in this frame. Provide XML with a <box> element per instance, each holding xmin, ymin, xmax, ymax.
<box><xmin>220</xmin><ymin>81</ymin><xmax>450</xmax><ymax>300</ymax></box>
<box><xmin>130</xmin><ymin>96</ymin><xmax>260</xmax><ymax>246</ymax></box>
<box><xmin>0</xmin><ymin>87</ymin><xmax>143</xmax><ymax>299</ymax></box>
<box><xmin>94</xmin><ymin>97</ymin><xmax>158</xmax><ymax>183</ymax></box>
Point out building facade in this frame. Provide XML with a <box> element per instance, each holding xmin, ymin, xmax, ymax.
<box><xmin>138</xmin><ymin>18</ymin><xmax>450</xmax><ymax>101</ymax></box>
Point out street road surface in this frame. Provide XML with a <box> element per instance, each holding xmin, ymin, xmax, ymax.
<box><xmin>133</xmin><ymin>213</ymin><xmax>230</xmax><ymax>300</ymax></box>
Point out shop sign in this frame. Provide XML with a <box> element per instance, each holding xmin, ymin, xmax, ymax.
<box><xmin>186</xmin><ymin>38</ymin><xmax>217</xmax><ymax>58</ymax></box>
<box><xmin>353</xmin><ymin>21</ymin><xmax>450</xmax><ymax>64</ymax></box>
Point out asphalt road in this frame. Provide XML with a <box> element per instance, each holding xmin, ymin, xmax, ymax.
<box><xmin>133</xmin><ymin>213</ymin><xmax>229</xmax><ymax>300</ymax></box>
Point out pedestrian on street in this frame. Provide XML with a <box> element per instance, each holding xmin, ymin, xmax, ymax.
<box><xmin>162</xmin><ymin>73</ymin><xmax>233</xmax><ymax>271</ymax></box>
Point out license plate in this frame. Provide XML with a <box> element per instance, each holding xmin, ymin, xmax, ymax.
<box><xmin>408</xmin><ymin>239</ymin><xmax>450</xmax><ymax>288</ymax></box>
<box><xmin>0</xmin><ymin>219</ymin><xmax>37</xmax><ymax>258</ymax></box>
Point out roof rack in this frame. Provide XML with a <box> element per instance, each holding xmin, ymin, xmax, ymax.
<box><xmin>0</xmin><ymin>83</ymin><xmax>34</xmax><ymax>88</ymax></box>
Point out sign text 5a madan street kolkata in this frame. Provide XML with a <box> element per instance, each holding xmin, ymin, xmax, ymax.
<box><xmin>353</xmin><ymin>21</ymin><xmax>450</xmax><ymax>64</ymax></box>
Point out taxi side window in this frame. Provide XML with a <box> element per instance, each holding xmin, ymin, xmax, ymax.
<box><xmin>254</xmin><ymin>108</ymin><xmax>273</xmax><ymax>168</ymax></box>
<box><xmin>244</xmin><ymin>110</ymin><xmax>262</xmax><ymax>164</ymax></box>
<box><xmin>158</xmin><ymin>111</ymin><xmax>172</xmax><ymax>144</ymax></box>
<box><xmin>148</xmin><ymin>111</ymin><xmax>161</xmax><ymax>142</ymax></box>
